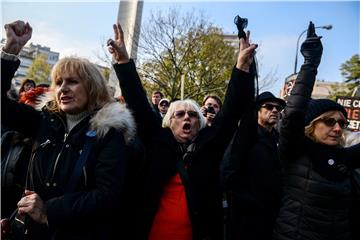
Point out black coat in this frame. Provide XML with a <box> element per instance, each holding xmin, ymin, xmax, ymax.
<box><xmin>273</xmin><ymin>62</ymin><xmax>360</xmax><ymax>240</ymax></box>
<box><xmin>113</xmin><ymin>60</ymin><xmax>254</xmax><ymax>240</ymax></box>
<box><xmin>221</xmin><ymin>114</ymin><xmax>282</xmax><ymax>239</ymax></box>
<box><xmin>1</xmin><ymin>57</ymin><xmax>136</xmax><ymax>240</ymax></box>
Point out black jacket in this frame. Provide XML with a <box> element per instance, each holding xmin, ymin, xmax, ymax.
<box><xmin>113</xmin><ymin>60</ymin><xmax>254</xmax><ymax>240</ymax></box>
<box><xmin>1</xmin><ymin>57</ymin><xmax>136</xmax><ymax>240</ymax></box>
<box><xmin>273</xmin><ymin>62</ymin><xmax>360</xmax><ymax>240</ymax></box>
<box><xmin>221</xmin><ymin>111</ymin><xmax>282</xmax><ymax>239</ymax></box>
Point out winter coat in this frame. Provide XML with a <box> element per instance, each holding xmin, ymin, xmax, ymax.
<box><xmin>1</xmin><ymin>57</ymin><xmax>136</xmax><ymax>240</ymax></box>
<box><xmin>221</xmin><ymin>120</ymin><xmax>282</xmax><ymax>240</ymax></box>
<box><xmin>273</xmin><ymin>62</ymin><xmax>360</xmax><ymax>240</ymax></box>
<box><xmin>1</xmin><ymin>130</ymin><xmax>32</xmax><ymax>218</ymax></box>
<box><xmin>113</xmin><ymin>60</ymin><xmax>254</xmax><ymax>240</ymax></box>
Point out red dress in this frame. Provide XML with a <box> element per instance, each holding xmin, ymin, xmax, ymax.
<box><xmin>149</xmin><ymin>173</ymin><xmax>192</xmax><ymax>240</ymax></box>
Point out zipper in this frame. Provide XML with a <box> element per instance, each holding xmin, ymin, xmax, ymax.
<box><xmin>47</xmin><ymin>113</ymin><xmax>68</xmax><ymax>186</ymax></box>
<box><xmin>30</xmin><ymin>139</ymin><xmax>52</xmax><ymax>187</ymax></box>
<box><xmin>40</xmin><ymin>139</ymin><xmax>51</xmax><ymax>148</ymax></box>
<box><xmin>49</xmin><ymin>132</ymin><xmax>68</xmax><ymax>186</ymax></box>
<box><xmin>83</xmin><ymin>167</ymin><xmax>87</xmax><ymax>186</ymax></box>
<box><xmin>48</xmin><ymin>113</ymin><xmax>90</xmax><ymax>187</ymax></box>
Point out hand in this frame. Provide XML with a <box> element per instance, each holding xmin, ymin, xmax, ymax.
<box><xmin>206</xmin><ymin>112</ymin><xmax>216</xmax><ymax>126</ymax></box>
<box><xmin>107</xmin><ymin>23</ymin><xmax>129</xmax><ymax>64</ymax></box>
<box><xmin>300</xmin><ymin>21</ymin><xmax>323</xmax><ymax>67</ymax></box>
<box><xmin>200</xmin><ymin>106</ymin><xmax>207</xmax><ymax>117</ymax></box>
<box><xmin>236</xmin><ymin>30</ymin><xmax>258</xmax><ymax>72</ymax></box>
<box><xmin>3</xmin><ymin>20</ymin><xmax>32</xmax><ymax>55</ymax></box>
<box><xmin>1</xmin><ymin>219</ymin><xmax>11</xmax><ymax>238</ymax></box>
<box><xmin>17</xmin><ymin>190</ymin><xmax>48</xmax><ymax>225</ymax></box>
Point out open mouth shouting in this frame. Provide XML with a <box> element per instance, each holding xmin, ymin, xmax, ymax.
<box><xmin>182</xmin><ymin>122</ymin><xmax>192</xmax><ymax>134</ymax></box>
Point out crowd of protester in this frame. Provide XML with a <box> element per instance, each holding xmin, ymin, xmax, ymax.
<box><xmin>1</xmin><ymin>19</ymin><xmax>359</xmax><ymax>240</ymax></box>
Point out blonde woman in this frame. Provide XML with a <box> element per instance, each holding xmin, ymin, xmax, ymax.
<box><xmin>273</xmin><ymin>22</ymin><xmax>360</xmax><ymax>240</ymax></box>
<box><xmin>1</xmin><ymin>20</ymin><xmax>135</xmax><ymax>240</ymax></box>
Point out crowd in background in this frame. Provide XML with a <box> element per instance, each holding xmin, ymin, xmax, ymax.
<box><xmin>1</xmin><ymin>20</ymin><xmax>359</xmax><ymax>240</ymax></box>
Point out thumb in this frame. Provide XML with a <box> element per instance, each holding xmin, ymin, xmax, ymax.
<box><xmin>24</xmin><ymin>189</ymin><xmax>35</xmax><ymax>196</ymax></box>
<box><xmin>107</xmin><ymin>38</ymin><xmax>123</xmax><ymax>53</ymax></box>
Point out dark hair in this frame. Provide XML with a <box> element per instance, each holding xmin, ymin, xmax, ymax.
<box><xmin>37</xmin><ymin>83</ymin><xmax>50</xmax><ymax>88</ymax></box>
<box><xmin>202</xmin><ymin>94</ymin><xmax>222</xmax><ymax>109</ymax></box>
<box><xmin>152</xmin><ymin>91</ymin><xmax>164</xmax><ymax>98</ymax></box>
<box><xmin>19</xmin><ymin>79</ymin><xmax>36</xmax><ymax>94</ymax></box>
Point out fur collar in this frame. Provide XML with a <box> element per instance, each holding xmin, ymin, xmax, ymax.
<box><xmin>90</xmin><ymin>102</ymin><xmax>136</xmax><ymax>144</ymax></box>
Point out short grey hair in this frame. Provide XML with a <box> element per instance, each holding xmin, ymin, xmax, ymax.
<box><xmin>162</xmin><ymin>99</ymin><xmax>206</xmax><ymax>130</ymax></box>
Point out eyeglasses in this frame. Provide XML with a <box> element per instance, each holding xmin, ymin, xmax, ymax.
<box><xmin>318</xmin><ymin>117</ymin><xmax>348</xmax><ymax>129</ymax></box>
<box><xmin>160</xmin><ymin>103</ymin><xmax>169</xmax><ymax>107</ymax></box>
<box><xmin>261</xmin><ymin>103</ymin><xmax>283</xmax><ymax>111</ymax></box>
<box><xmin>172</xmin><ymin>110</ymin><xmax>199</xmax><ymax>119</ymax></box>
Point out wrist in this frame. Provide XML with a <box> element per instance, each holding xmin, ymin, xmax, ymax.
<box><xmin>41</xmin><ymin>213</ymin><xmax>48</xmax><ymax>226</ymax></box>
<box><xmin>236</xmin><ymin>64</ymin><xmax>250</xmax><ymax>72</ymax></box>
<box><xmin>112</xmin><ymin>57</ymin><xmax>129</xmax><ymax>65</ymax></box>
<box><xmin>117</xmin><ymin>59</ymin><xmax>130</xmax><ymax>64</ymax></box>
<box><xmin>1</xmin><ymin>49</ymin><xmax>19</xmax><ymax>61</ymax></box>
<box><xmin>3</xmin><ymin>44</ymin><xmax>22</xmax><ymax>56</ymax></box>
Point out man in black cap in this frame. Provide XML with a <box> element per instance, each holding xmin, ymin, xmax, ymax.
<box><xmin>221</xmin><ymin>91</ymin><xmax>285</xmax><ymax>240</ymax></box>
<box><xmin>256</xmin><ymin>91</ymin><xmax>285</xmax><ymax>132</ymax></box>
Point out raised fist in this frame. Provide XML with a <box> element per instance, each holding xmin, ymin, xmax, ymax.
<box><xmin>12</xmin><ymin>21</ymin><xmax>26</xmax><ymax>36</ymax></box>
<box><xmin>3</xmin><ymin>20</ymin><xmax>32</xmax><ymax>55</ymax></box>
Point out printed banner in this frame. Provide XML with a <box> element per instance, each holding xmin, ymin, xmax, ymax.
<box><xmin>336</xmin><ymin>96</ymin><xmax>360</xmax><ymax>131</ymax></box>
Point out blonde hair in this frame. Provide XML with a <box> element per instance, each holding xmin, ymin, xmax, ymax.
<box><xmin>48</xmin><ymin>57</ymin><xmax>112</xmax><ymax>112</ymax></box>
<box><xmin>304</xmin><ymin>110</ymin><xmax>346</xmax><ymax>147</ymax></box>
<box><xmin>162</xmin><ymin>99</ymin><xmax>206</xmax><ymax>130</ymax></box>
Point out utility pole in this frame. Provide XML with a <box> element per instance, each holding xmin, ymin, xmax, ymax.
<box><xmin>108</xmin><ymin>0</ymin><xmax>144</xmax><ymax>97</ymax></box>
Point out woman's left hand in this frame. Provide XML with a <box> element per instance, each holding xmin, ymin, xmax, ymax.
<box><xmin>17</xmin><ymin>190</ymin><xmax>48</xmax><ymax>225</ymax></box>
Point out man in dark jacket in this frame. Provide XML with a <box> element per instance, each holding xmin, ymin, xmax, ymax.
<box><xmin>221</xmin><ymin>91</ymin><xmax>285</xmax><ymax>240</ymax></box>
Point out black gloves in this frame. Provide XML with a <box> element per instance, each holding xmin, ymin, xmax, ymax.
<box><xmin>300</xmin><ymin>21</ymin><xmax>323</xmax><ymax>68</ymax></box>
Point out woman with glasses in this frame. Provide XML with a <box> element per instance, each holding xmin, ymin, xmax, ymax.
<box><xmin>107</xmin><ymin>23</ymin><xmax>257</xmax><ymax>240</ymax></box>
<box><xmin>273</xmin><ymin>22</ymin><xmax>360</xmax><ymax>240</ymax></box>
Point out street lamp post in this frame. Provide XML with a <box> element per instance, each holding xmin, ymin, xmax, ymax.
<box><xmin>293</xmin><ymin>24</ymin><xmax>332</xmax><ymax>74</ymax></box>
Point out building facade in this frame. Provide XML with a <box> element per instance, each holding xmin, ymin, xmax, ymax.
<box><xmin>0</xmin><ymin>38</ymin><xmax>60</xmax><ymax>86</ymax></box>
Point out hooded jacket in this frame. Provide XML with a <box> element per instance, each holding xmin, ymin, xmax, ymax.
<box><xmin>1</xmin><ymin>57</ymin><xmax>136</xmax><ymax>240</ymax></box>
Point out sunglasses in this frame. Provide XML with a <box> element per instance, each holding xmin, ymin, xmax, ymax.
<box><xmin>318</xmin><ymin>117</ymin><xmax>348</xmax><ymax>129</ymax></box>
<box><xmin>173</xmin><ymin>110</ymin><xmax>199</xmax><ymax>119</ymax></box>
<box><xmin>160</xmin><ymin>103</ymin><xmax>169</xmax><ymax>107</ymax></box>
<box><xmin>261</xmin><ymin>103</ymin><xmax>283</xmax><ymax>111</ymax></box>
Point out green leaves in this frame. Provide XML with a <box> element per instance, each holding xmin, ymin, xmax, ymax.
<box><xmin>340</xmin><ymin>54</ymin><xmax>360</xmax><ymax>84</ymax></box>
<box><xmin>26</xmin><ymin>54</ymin><xmax>51</xmax><ymax>84</ymax></box>
<box><xmin>137</xmin><ymin>8</ymin><xmax>235</xmax><ymax>103</ymax></box>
